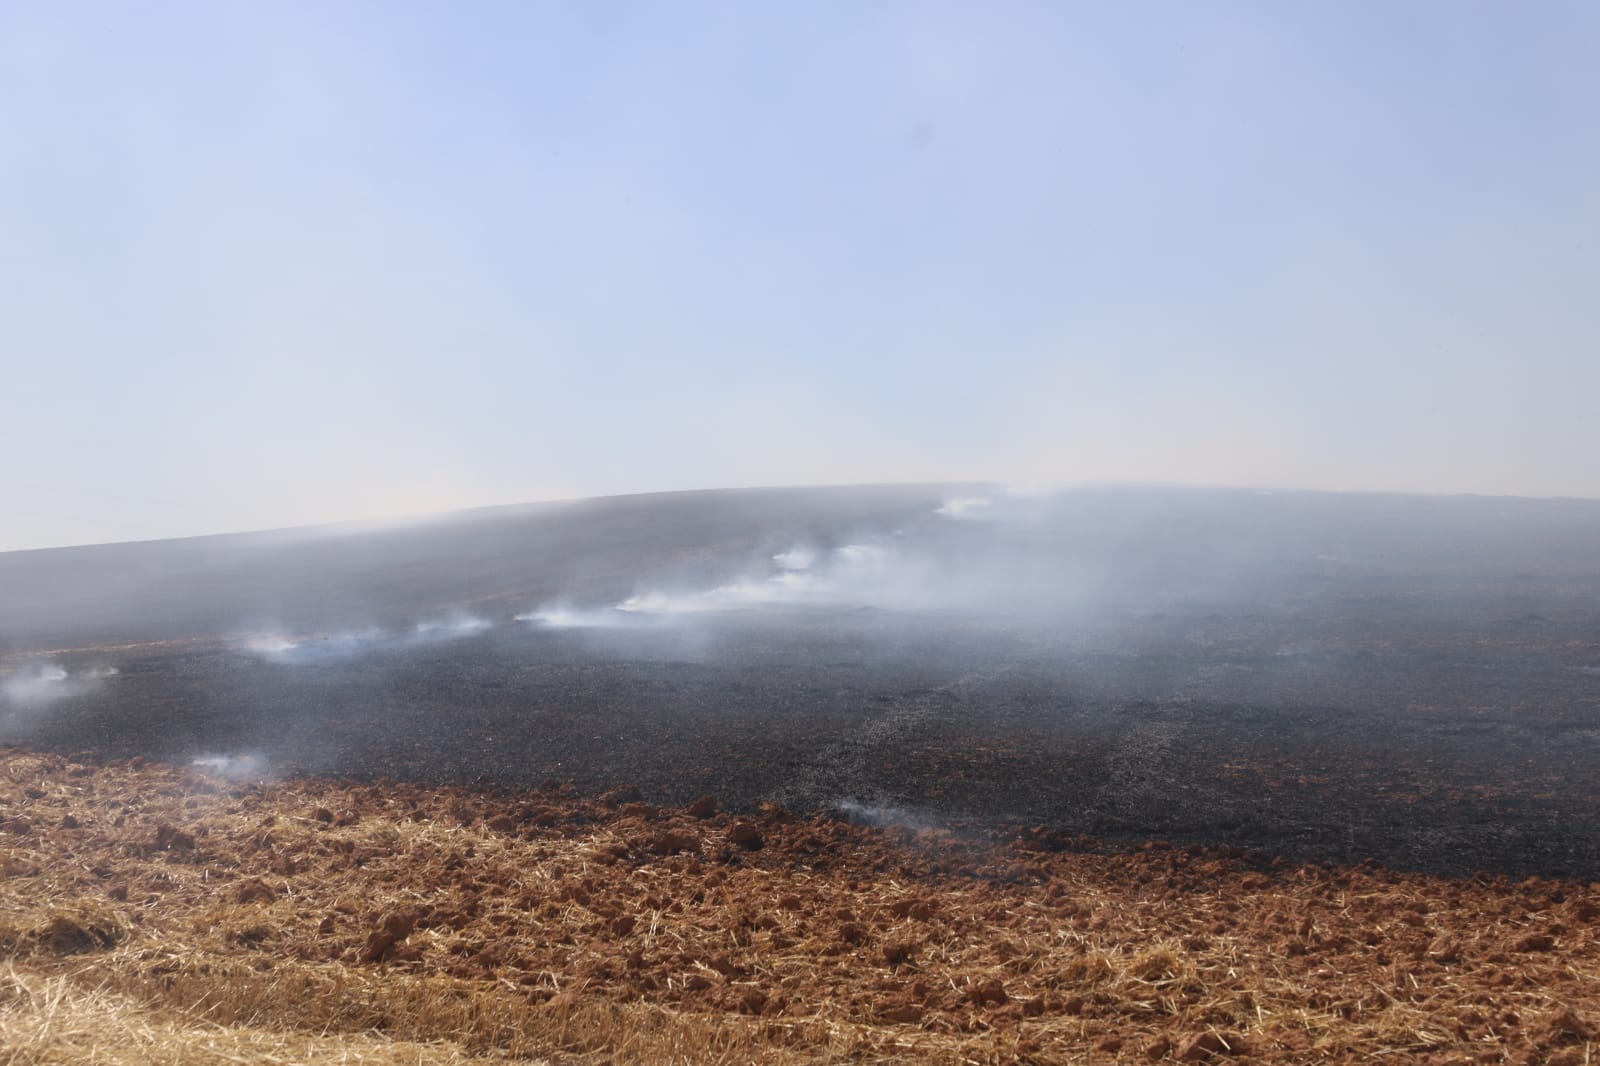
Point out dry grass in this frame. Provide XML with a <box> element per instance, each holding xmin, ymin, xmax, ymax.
<box><xmin>3</xmin><ymin>746</ymin><xmax>1600</xmax><ymax>1063</ymax></box>
<box><xmin>0</xmin><ymin>963</ymin><xmax>512</xmax><ymax>1065</ymax></box>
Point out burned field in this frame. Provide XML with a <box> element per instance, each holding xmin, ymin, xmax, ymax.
<box><xmin>9</xmin><ymin>594</ymin><xmax>1600</xmax><ymax>883</ymax></box>
<box><xmin>3</xmin><ymin>485</ymin><xmax>1600</xmax><ymax>1061</ymax></box>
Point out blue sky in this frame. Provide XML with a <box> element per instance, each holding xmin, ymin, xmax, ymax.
<box><xmin>3</xmin><ymin>2</ymin><xmax>1597</xmax><ymax>549</ymax></box>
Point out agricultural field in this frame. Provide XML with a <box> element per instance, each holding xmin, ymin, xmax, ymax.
<box><xmin>4</xmin><ymin>748</ymin><xmax>1598</xmax><ymax>1064</ymax></box>
<box><xmin>4</xmin><ymin>485</ymin><xmax>1600</xmax><ymax>1061</ymax></box>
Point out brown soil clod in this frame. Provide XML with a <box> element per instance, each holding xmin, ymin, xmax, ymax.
<box><xmin>1176</xmin><ymin>1031</ymin><xmax>1236</xmax><ymax>1060</ymax></box>
<box><xmin>648</xmin><ymin>829</ymin><xmax>700</xmax><ymax>856</ymax></box>
<box><xmin>232</xmin><ymin>878</ymin><xmax>277</xmax><ymax>904</ymax></box>
<box><xmin>727</xmin><ymin>820</ymin><xmax>764</xmax><ymax>850</ymax></box>
<box><xmin>888</xmin><ymin>896</ymin><xmax>936</xmax><ymax>921</ymax></box>
<box><xmin>966</xmin><ymin>977</ymin><xmax>1009</xmax><ymax>1007</ymax></box>
<box><xmin>1539</xmin><ymin>1008</ymin><xmax>1593</xmax><ymax>1046</ymax></box>
<box><xmin>30</xmin><ymin>913</ymin><xmax>120</xmax><ymax>955</ymax></box>
<box><xmin>732</xmin><ymin>986</ymin><xmax>767</xmax><ymax>1015</ymax></box>
<box><xmin>358</xmin><ymin>909</ymin><xmax>421</xmax><ymax>964</ymax></box>
<box><xmin>877</xmin><ymin>999</ymin><xmax>923</xmax><ymax>1024</ymax></box>
<box><xmin>151</xmin><ymin>824</ymin><xmax>195</xmax><ymax>851</ymax></box>
<box><xmin>882</xmin><ymin>941</ymin><xmax>918</xmax><ymax>969</ymax></box>
<box><xmin>599</xmin><ymin>786</ymin><xmax>643</xmax><ymax>809</ymax></box>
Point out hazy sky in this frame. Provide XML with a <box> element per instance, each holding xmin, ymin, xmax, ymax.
<box><xmin>3</xmin><ymin>2</ymin><xmax>1597</xmax><ymax>550</ymax></box>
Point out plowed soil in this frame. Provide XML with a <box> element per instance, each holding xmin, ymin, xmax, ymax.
<box><xmin>4</xmin><ymin>747</ymin><xmax>1599</xmax><ymax>1064</ymax></box>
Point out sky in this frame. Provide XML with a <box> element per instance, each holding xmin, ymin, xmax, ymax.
<box><xmin>2</xmin><ymin>1</ymin><xmax>1597</xmax><ymax>551</ymax></box>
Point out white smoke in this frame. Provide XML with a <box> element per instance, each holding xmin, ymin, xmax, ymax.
<box><xmin>835</xmin><ymin>798</ymin><xmax>940</xmax><ymax>831</ymax></box>
<box><xmin>773</xmin><ymin>545</ymin><xmax>818</xmax><ymax>570</ymax></box>
<box><xmin>936</xmin><ymin>486</ymin><xmax>1065</xmax><ymax>520</ymax></box>
<box><xmin>249</xmin><ymin>487</ymin><xmax>1092</xmax><ymax>657</ymax></box>
<box><xmin>935</xmin><ymin>496</ymin><xmax>993</xmax><ymax>518</ymax></box>
<box><xmin>610</xmin><ymin>592</ymin><xmax>677</xmax><ymax>614</ymax></box>
<box><xmin>244</xmin><ymin>637</ymin><xmax>299</xmax><ymax>655</ymax></box>
<box><xmin>411</xmin><ymin>613</ymin><xmax>492</xmax><ymax>640</ymax></box>
<box><xmin>0</xmin><ymin>662</ymin><xmax>118</xmax><ymax>709</ymax></box>
<box><xmin>243</xmin><ymin>629</ymin><xmax>383</xmax><ymax>661</ymax></box>
<box><xmin>596</xmin><ymin>488</ymin><xmax>1120</xmax><ymax>623</ymax></box>
<box><xmin>515</xmin><ymin>603</ymin><xmax>633</xmax><ymax>629</ymax></box>
<box><xmin>190</xmin><ymin>752</ymin><xmax>271</xmax><ymax>781</ymax></box>
<box><xmin>242</xmin><ymin>612</ymin><xmax>493</xmax><ymax>661</ymax></box>
<box><xmin>612</xmin><ymin>540</ymin><xmax>925</xmax><ymax>616</ymax></box>
<box><xmin>616</xmin><ymin>572</ymin><xmax>821</xmax><ymax>614</ymax></box>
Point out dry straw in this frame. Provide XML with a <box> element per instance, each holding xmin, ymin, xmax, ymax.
<box><xmin>1</xmin><ymin>747</ymin><xmax>1597</xmax><ymax>1063</ymax></box>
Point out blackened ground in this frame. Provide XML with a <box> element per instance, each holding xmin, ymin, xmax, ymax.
<box><xmin>4</xmin><ymin>485</ymin><xmax>1600</xmax><ymax>880</ymax></box>
<box><xmin>11</xmin><ymin>594</ymin><xmax>1600</xmax><ymax>881</ymax></box>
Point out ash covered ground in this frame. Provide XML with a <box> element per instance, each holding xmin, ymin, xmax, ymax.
<box><xmin>4</xmin><ymin>484</ymin><xmax>1600</xmax><ymax>879</ymax></box>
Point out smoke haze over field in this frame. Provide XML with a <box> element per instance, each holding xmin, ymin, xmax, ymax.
<box><xmin>3</xmin><ymin>3</ymin><xmax>1599</xmax><ymax>550</ymax></box>
<box><xmin>7</xmin><ymin>480</ymin><xmax>1599</xmax><ymax>676</ymax></box>
<box><xmin>3</xmin><ymin>483</ymin><xmax>1600</xmax><ymax>876</ymax></box>
<box><xmin>0</xmin><ymin>480</ymin><xmax>1593</xmax><ymax>870</ymax></box>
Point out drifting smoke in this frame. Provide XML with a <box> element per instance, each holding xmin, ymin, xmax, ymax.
<box><xmin>834</xmin><ymin>799</ymin><xmax>941</xmax><ymax>831</ymax></box>
<box><xmin>4</xmin><ymin>663</ymin><xmax>68</xmax><ymax>702</ymax></box>
<box><xmin>242</xmin><ymin>613</ymin><xmax>493</xmax><ymax>662</ymax></box>
<box><xmin>0</xmin><ymin>662</ymin><xmax>118</xmax><ymax>709</ymax></box>
<box><xmin>937</xmin><ymin>487</ymin><xmax>1067</xmax><ymax>521</ymax></box>
<box><xmin>190</xmin><ymin>752</ymin><xmax>271</xmax><ymax>782</ymax></box>
<box><xmin>243</xmin><ymin>630</ymin><xmax>384</xmax><ymax>661</ymax></box>
<box><xmin>592</xmin><ymin>488</ymin><xmax>1240</xmax><ymax>623</ymax></box>
<box><xmin>232</xmin><ymin>485</ymin><xmax>1295</xmax><ymax>668</ymax></box>
<box><xmin>616</xmin><ymin>574</ymin><xmax>819</xmax><ymax>614</ymax></box>
<box><xmin>773</xmin><ymin>545</ymin><xmax>819</xmax><ymax>570</ymax></box>
<box><xmin>611</xmin><ymin>541</ymin><xmax>918</xmax><ymax>616</ymax></box>
<box><xmin>517</xmin><ymin>541</ymin><xmax>902</xmax><ymax>624</ymax></box>
<box><xmin>515</xmin><ymin>603</ymin><xmax>635</xmax><ymax>629</ymax></box>
<box><xmin>537</xmin><ymin>490</ymin><xmax>1105</xmax><ymax>625</ymax></box>
<box><xmin>935</xmin><ymin>496</ymin><xmax>993</xmax><ymax>519</ymax></box>
<box><xmin>412</xmin><ymin>613</ymin><xmax>492</xmax><ymax>639</ymax></box>
<box><xmin>241</xmin><ymin>488</ymin><xmax>1139</xmax><ymax>664</ymax></box>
